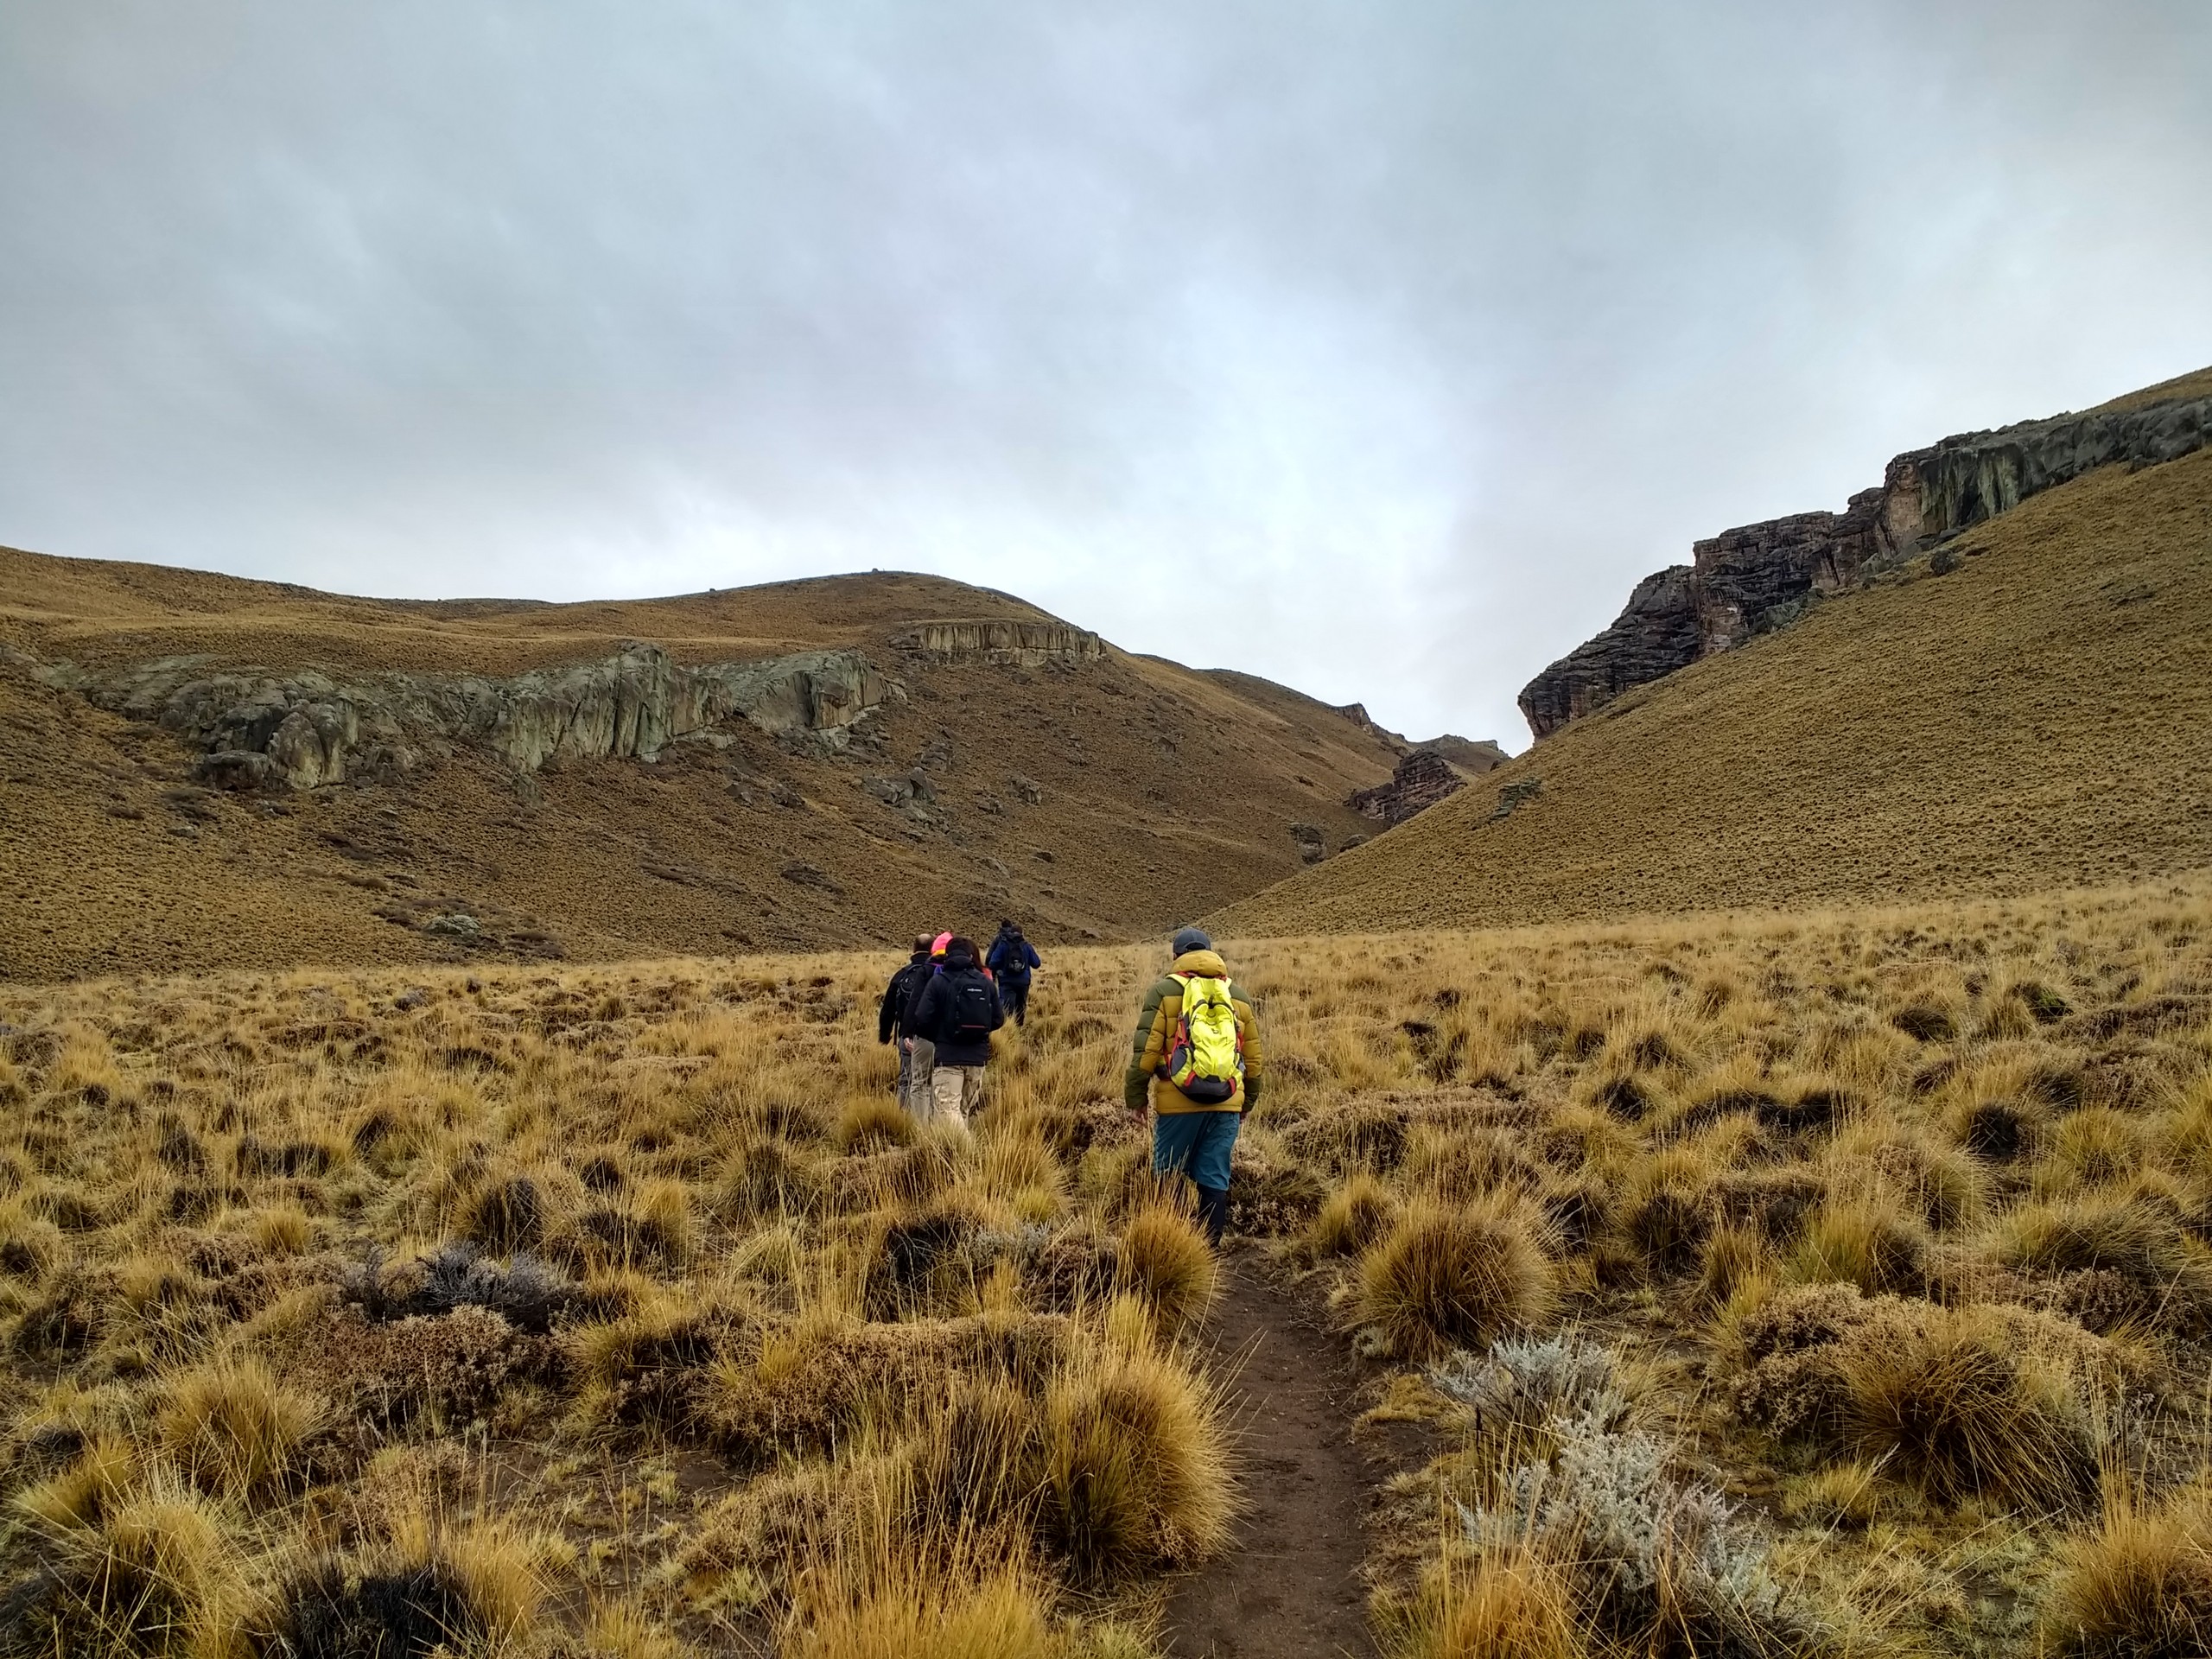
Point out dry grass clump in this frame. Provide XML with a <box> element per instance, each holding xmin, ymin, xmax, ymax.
<box><xmin>2041</xmin><ymin>1487</ymin><xmax>2212</xmax><ymax>1658</ymax></box>
<box><xmin>1783</xmin><ymin>1460</ymin><xmax>1884</xmax><ymax>1531</ymax></box>
<box><xmin>1787</xmin><ymin>1198</ymin><xmax>1929</xmax><ymax>1296</ymax></box>
<box><xmin>1034</xmin><ymin>1317</ymin><xmax>1234</xmax><ymax>1583</ymax></box>
<box><xmin>1696</xmin><ymin>1224</ymin><xmax>1772</xmax><ymax>1310</ymax></box>
<box><xmin>786</xmin><ymin>1564</ymin><xmax>1067</xmax><ymax>1659</ymax></box>
<box><xmin>836</xmin><ymin>1095</ymin><xmax>919</xmax><ymax>1154</ymax></box>
<box><xmin>1728</xmin><ymin>1281</ymin><xmax>2122</xmax><ymax>1516</ymax></box>
<box><xmin>1395</xmin><ymin>1549</ymin><xmax>1587</xmax><ymax>1659</ymax></box>
<box><xmin>1113</xmin><ymin>1202</ymin><xmax>1218</xmax><ymax>1331</ymax></box>
<box><xmin>1994</xmin><ymin>1193</ymin><xmax>2212</xmax><ymax>1332</ymax></box>
<box><xmin>1612</xmin><ymin>1149</ymin><xmax>1713</xmax><ymax>1279</ymax></box>
<box><xmin>680</xmin><ymin>1306</ymin><xmax>1224</xmax><ymax>1619</ymax></box>
<box><xmin>255</xmin><ymin>1511</ymin><xmax>548</xmax><ymax>1659</ymax></box>
<box><xmin>1306</xmin><ymin>1172</ymin><xmax>1397</xmax><ymax>1260</ymax></box>
<box><xmin>2</xmin><ymin>1471</ymin><xmax>244</xmax><ymax>1658</ymax></box>
<box><xmin>155</xmin><ymin>1356</ymin><xmax>324</xmax><ymax>1502</ymax></box>
<box><xmin>565</xmin><ymin>1287</ymin><xmax>733</xmax><ymax>1439</ymax></box>
<box><xmin>1355</xmin><ymin>1198</ymin><xmax>1555</xmax><ymax>1359</ymax></box>
<box><xmin>1836</xmin><ymin>1309</ymin><xmax>2096</xmax><ymax>1510</ymax></box>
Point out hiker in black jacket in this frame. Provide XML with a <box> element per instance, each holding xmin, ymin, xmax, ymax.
<box><xmin>910</xmin><ymin>935</ymin><xmax>1001</xmax><ymax>1128</ymax></box>
<box><xmin>877</xmin><ymin>932</ymin><xmax>935</xmax><ymax>1116</ymax></box>
<box><xmin>898</xmin><ymin>931</ymin><xmax>951</xmax><ymax>1119</ymax></box>
<box><xmin>985</xmin><ymin>919</ymin><xmax>1042</xmax><ymax>1027</ymax></box>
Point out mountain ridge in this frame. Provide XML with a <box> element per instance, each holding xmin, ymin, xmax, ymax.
<box><xmin>1215</xmin><ymin>371</ymin><xmax>2212</xmax><ymax>939</ymax></box>
<box><xmin>1518</xmin><ymin>365</ymin><xmax>2212</xmax><ymax>739</ymax></box>
<box><xmin>0</xmin><ymin>548</ymin><xmax>1404</xmax><ymax>980</ymax></box>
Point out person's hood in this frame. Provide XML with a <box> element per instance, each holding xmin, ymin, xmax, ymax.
<box><xmin>944</xmin><ymin>944</ymin><xmax>978</xmax><ymax>969</ymax></box>
<box><xmin>1171</xmin><ymin>949</ymin><xmax>1230</xmax><ymax>979</ymax></box>
<box><xmin>908</xmin><ymin>949</ymin><xmax>930</xmax><ymax>963</ymax></box>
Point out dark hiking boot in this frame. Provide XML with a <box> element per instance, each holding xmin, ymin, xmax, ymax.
<box><xmin>1196</xmin><ymin>1184</ymin><xmax>1230</xmax><ymax>1248</ymax></box>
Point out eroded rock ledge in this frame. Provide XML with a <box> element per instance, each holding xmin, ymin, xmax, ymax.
<box><xmin>1519</xmin><ymin>387</ymin><xmax>2212</xmax><ymax>738</ymax></box>
<box><xmin>21</xmin><ymin>642</ymin><xmax>893</xmax><ymax>790</ymax></box>
<box><xmin>1349</xmin><ymin>741</ymin><xmax>1508</xmax><ymax>828</ymax></box>
<box><xmin>890</xmin><ymin>620</ymin><xmax>1103</xmax><ymax>667</ymax></box>
<box><xmin>1351</xmin><ymin>749</ymin><xmax>1469</xmax><ymax>827</ymax></box>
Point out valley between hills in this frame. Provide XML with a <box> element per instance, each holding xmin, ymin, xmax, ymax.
<box><xmin>3</xmin><ymin>365</ymin><xmax>2212</xmax><ymax>1659</ymax></box>
<box><xmin>0</xmin><ymin>556</ymin><xmax>1464</xmax><ymax>983</ymax></box>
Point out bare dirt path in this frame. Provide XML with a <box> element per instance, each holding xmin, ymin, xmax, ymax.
<box><xmin>1165</xmin><ymin>1250</ymin><xmax>1381</xmax><ymax>1659</ymax></box>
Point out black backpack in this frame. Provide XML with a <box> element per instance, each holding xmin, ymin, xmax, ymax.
<box><xmin>947</xmin><ymin>974</ymin><xmax>997</xmax><ymax>1042</ymax></box>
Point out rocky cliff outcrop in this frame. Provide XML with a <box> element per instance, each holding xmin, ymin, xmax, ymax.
<box><xmin>890</xmin><ymin>620</ymin><xmax>1103</xmax><ymax>667</ymax></box>
<box><xmin>1519</xmin><ymin>385</ymin><xmax>2212</xmax><ymax>738</ymax></box>
<box><xmin>1422</xmin><ymin>734</ymin><xmax>1510</xmax><ymax>776</ymax></box>
<box><xmin>1351</xmin><ymin>748</ymin><xmax>1472</xmax><ymax>827</ymax></box>
<box><xmin>1335</xmin><ymin>706</ymin><xmax>1510</xmax><ymax>772</ymax></box>
<box><xmin>27</xmin><ymin>642</ymin><xmax>892</xmax><ymax>790</ymax></box>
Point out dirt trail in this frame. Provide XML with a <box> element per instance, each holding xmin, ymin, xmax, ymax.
<box><xmin>1166</xmin><ymin>1252</ymin><xmax>1381</xmax><ymax>1659</ymax></box>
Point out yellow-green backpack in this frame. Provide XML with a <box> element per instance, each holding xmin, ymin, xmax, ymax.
<box><xmin>1165</xmin><ymin>974</ymin><xmax>1243</xmax><ymax>1103</ymax></box>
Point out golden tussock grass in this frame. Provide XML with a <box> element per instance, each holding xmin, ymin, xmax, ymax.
<box><xmin>1113</xmin><ymin>1200</ymin><xmax>1219</xmax><ymax>1332</ymax></box>
<box><xmin>0</xmin><ymin>877</ymin><xmax>2209</xmax><ymax>1653</ymax></box>
<box><xmin>2040</xmin><ymin>1486</ymin><xmax>2212</xmax><ymax>1658</ymax></box>
<box><xmin>1397</xmin><ymin>1548</ymin><xmax>1586</xmax><ymax>1659</ymax></box>
<box><xmin>1355</xmin><ymin>1197</ymin><xmax>1555</xmax><ymax>1359</ymax></box>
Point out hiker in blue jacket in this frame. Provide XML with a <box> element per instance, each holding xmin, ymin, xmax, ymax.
<box><xmin>985</xmin><ymin>918</ymin><xmax>1042</xmax><ymax>1027</ymax></box>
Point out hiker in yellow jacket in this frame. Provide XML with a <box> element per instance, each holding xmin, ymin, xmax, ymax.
<box><xmin>1123</xmin><ymin>927</ymin><xmax>1264</xmax><ymax>1246</ymax></box>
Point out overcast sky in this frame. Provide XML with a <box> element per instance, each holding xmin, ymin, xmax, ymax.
<box><xmin>4</xmin><ymin>3</ymin><xmax>2209</xmax><ymax>747</ymax></box>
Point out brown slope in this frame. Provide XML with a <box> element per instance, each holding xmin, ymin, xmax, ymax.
<box><xmin>2089</xmin><ymin>363</ymin><xmax>2212</xmax><ymax>415</ymax></box>
<box><xmin>1</xmin><ymin>551</ymin><xmax>1399</xmax><ymax>982</ymax></box>
<box><xmin>1517</xmin><ymin>365</ymin><xmax>2212</xmax><ymax>739</ymax></box>
<box><xmin>0</xmin><ymin>550</ymin><xmax>1049</xmax><ymax>675</ymax></box>
<box><xmin>1212</xmin><ymin>442</ymin><xmax>2212</xmax><ymax>938</ymax></box>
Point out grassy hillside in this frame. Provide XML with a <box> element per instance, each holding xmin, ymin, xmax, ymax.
<box><xmin>0</xmin><ymin>550</ymin><xmax>1399</xmax><ymax>982</ymax></box>
<box><xmin>1214</xmin><ymin>442</ymin><xmax>2212</xmax><ymax>938</ymax></box>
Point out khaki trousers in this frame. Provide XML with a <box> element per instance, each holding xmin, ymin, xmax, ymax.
<box><xmin>931</xmin><ymin>1064</ymin><xmax>984</xmax><ymax>1128</ymax></box>
<box><xmin>905</xmin><ymin>1037</ymin><xmax>937</xmax><ymax>1121</ymax></box>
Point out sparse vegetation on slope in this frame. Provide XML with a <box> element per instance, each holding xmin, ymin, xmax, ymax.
<box><xmin>1214</xmin><ymin>442</ymin><xmax>2212</xmax><ymax>938</ymax></box>
<box><xmin>1</xmin><ymin>553</ymin><xmax>1400</xmax><ymax>981</ymax></box>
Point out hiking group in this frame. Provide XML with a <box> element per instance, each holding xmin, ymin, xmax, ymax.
<box><xmin>878</xmin><ymin>919</ymin><xmax>1262</xmax><ymax>1245</ymax></box>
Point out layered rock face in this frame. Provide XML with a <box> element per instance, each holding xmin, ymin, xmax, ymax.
<box><xmin>1351</xmin><ymin>748</ymin><xmax>1471</xmax><ymax>827</ymax></box>
<box><xmin>891</xmin><ymin>620</ymin><xmax>1103</xmax><ymax>667</ymax></box>
<box><xmin>1520</xmin><ymin>387</ymin><xmax>2212</xmax><ymax>737</ymax></box>
<box><xmin>38</xmin><ymin>642</ymin><xmax>891</xmax><ymax>790</ymax></box>
<box><xmin>1517</xmin><ymin>567</ymin><xmax>1704</xmax><ymax>736</ymax></box>
<box><xmin>1421</xmin><ymin>735</ymin><xmax>1510</xmax><ymax>776</ymax></box>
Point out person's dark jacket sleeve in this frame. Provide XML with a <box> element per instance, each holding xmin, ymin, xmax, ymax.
<box><xmin>1021</xmin><ymin>941</ymin><xmax>1041</xmax><ymax>973</ymax></box>
<box><xmin>877</xmin><ymin>963</ymin><xmax>912</xmax><ymax>1044</ymax></box>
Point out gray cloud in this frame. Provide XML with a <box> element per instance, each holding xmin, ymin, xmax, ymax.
<box><xmin>4</xmin><ymin>1</ymin><xmax>2209</xmax><ymax>746</ymax></box>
